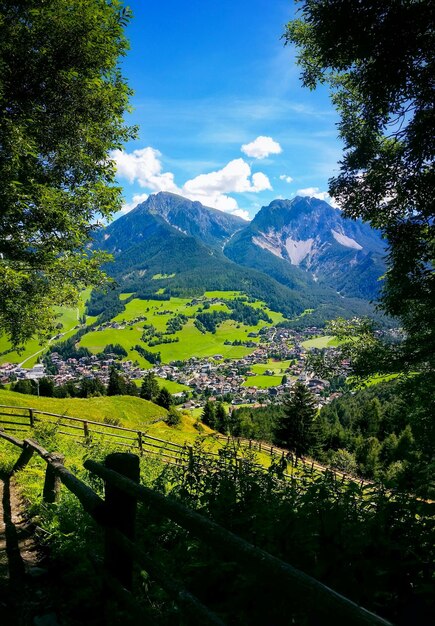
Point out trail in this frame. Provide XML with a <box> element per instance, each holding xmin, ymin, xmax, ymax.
<box><xmin>0</xmin><ymin>474</ymin><xmax>59</xmax><ymax>625</ymax></box>
<box><xmin>18</xmin><ymin>307</ymin><xmax>80</xmax><ymax>368</ymax></box>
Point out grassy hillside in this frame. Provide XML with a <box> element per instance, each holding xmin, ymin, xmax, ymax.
<box><xmin>0</xmin><ymin>389</ymin><xmax>167</xmax><ymax>430</ymax></box>
<box><xmin>0</xmin><ymin>289</ymin><xmax>96</xmax><ymax>367</ymax></box>
<box><xmin>79</xmin><ymin>292</ymin><xmax>286</xmax><ymax>365</ymax></box>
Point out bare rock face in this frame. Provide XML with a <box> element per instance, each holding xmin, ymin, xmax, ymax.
<box><xmin>224</xmin><ymin>196</ymin><xmax>386</xmax><ymax>300</ymax></box>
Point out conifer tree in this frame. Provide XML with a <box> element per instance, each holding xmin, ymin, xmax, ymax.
<box><xmin>140</xmin><ymin>371</ymin><xmax>160</xmax><ymax>401</ymax></box>
<box><xmin>156</xmin><ymin>387</ymin><xmax>173</xmax><ymax>410</ymax></box>
<box><xmin>201</xmin><ymin>401</ymin><xmax>216</xmax><ymax>429</ymax></box>
<box><xmin>107</xmin><ymin>366</ymin><xmax>126</xmax><ymax>396</ymax></box>
<box><xmin>275</xmin><ymin>383</ymin><xmax>317</xmax><ymax>458</ymax></box>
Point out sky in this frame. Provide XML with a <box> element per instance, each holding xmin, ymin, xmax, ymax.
<box><xmin>112</xmin><ymin>0</ymin><xmax>342</xmax><ymax>221</ymax></box>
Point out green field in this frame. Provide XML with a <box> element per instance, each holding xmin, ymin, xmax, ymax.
<box><xmin>0</xmin><ymin>389</ymin><xmax>167</xmax><ymax>430</ymax></box>
<box><xmin>2</xmin><ymin>291</ymin><xmax>288</xmax><ymax>370</ymax></box>
<box><xmin>242</xmin><ymin>374</ymin><xmax>283</xmax><ymax>388</ymax></box>
<box><xmin>133</xmin><ymin>377</ymin><xmax>190</xmax><ymax>394</ymax></box>
<box><xmin>0</xmin><ymin>289</ymin><xmax>94</xmax><ymax>368</ymax></box>
<box><xmin>79</xmin><ymin>292</ymin><xmax>284</xmax><ymax>365</ymax></box>
<box><xmin>242</xmin><ymin>359</ymin><xmax>290</xmax><ymax>388</ymax></box>
<box><xmin>301</xmin><ymin>335</ymin><xmax>339</xmax><ymax>349</ymax></box>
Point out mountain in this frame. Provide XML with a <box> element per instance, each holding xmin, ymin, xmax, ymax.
<box><xmin>96</xmin><ymin>192</ymin><xmax>246</xmax><ymax>253</ymax></box>
<box><xmin>91</xmin><ymin>192</ymin><xmax>386</xmax><ymax>326</ymax></box>
<box><xmin>223</xmin><ymin>196</ymin><xmax>386</xmax><ymax>299</ymax></box>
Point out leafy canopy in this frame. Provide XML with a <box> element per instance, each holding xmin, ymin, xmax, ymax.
<box><xmin>285</xmin><ymin>0</ymin><xmax>434</xmax><ymax>372</ymax></box>
<box><xmin>0</xmin><ymin>0</ymin><xmax>136</xmax><ymax>346</ymax></box>
<box><xmin>286</xmin><ymin>1</ymin><xmax>434</xmax><ymax>469</ymax></box>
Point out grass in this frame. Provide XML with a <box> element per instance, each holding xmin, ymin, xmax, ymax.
<box><xmin>79</xmin><ymin>291</ymin><xmax>287</xmax><ymax>364</ymax></box>
<box><xmin>0</xmin><ymin>289</ymin><xmax>94</xmax><ymax>368</ymax></box>
<box><xmin>0</xmin><ymin>389</ymin><xmax>278</xmax><ymax>466</ymax></box>
<box><xmin>3</xmin><ymin>291</ymin><xmax>287</xmax><ymax>370</ymax></box>
<box><xmin>250</xmin><ymin>360</ymin><xmax>291</xmax><ymax>375</ymax></box>
<box><xmin>242</xmin><ymin>375</ymin><xmax>283</xmax><ymax>388</ymax></box>
<box><xmin>132</xmin><ymin>377</ymin><xmax>190</xmax><ymax>394</ymax></box>
<box><xmin>0</xmin><ymin>389</ymin><xmax>167</xmax><ymax>430</ymax></box>
<box><xmin>301</xmin><ymin>335</ymin><xmax>340</xmax><ymax>349</ymax></box>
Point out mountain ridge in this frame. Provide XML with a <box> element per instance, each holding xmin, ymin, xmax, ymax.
<box><xmin>92</xmin><ymin>192</ymin><xmax>387</xmax><ymax>326</ymax></box>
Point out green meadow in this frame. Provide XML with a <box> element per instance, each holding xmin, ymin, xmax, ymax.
<box><xmin>243</xmin><ymin>374</ymin><xmax>283</xmax><ymax>388</ymax></box>
<box><xmin>0</xmin><ymin>289</ymin><xmax>94</xmax><ymax>368</ymax></box>
<box><xmin>0</xmin><ymin>388</ymin><xmax>167</xmax><ymax>430</ymax></box>
<box><xmin>1</xmin><ymin>291</ymin><xmax>288</xmax><ymax>370</ymax></box>
<box><xmin>301</xmin><ymin>335</ymin><xmax>339</xmax><ymax>349</ymax></box>
<box><xmin>79</xmin><ymin>292</ymin><xmax>285</xmax><ymax>365</ymax></box>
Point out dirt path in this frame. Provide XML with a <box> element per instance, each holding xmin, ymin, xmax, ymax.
<box><xmin>0</xmin><ymin>474</ymin><xmax>60</xmax><ymax>625</ymax></box>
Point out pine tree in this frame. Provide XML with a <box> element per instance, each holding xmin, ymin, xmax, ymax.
<box><xmin>214</xmin><ymin>402</ymin><xmax>228</xmax><ymax>434</ymax></box>
<box><xmin>201</xmin><ymin>401</ymin><xmax>216</xmax><ymax>428</ymax></box>
<box><xmin>107</xmin><ymin>366</ymin><xmax>126</xmax><ymax>396</ymax></box>
<box><xmin>140</xmin><ymin>371</ymin><xmax>159</xmax><ymax>400</ymax></box>
<box><xmin>156</xmin><ymin>387</ymin><xmax>173</xmax><ymax>410</ymax></box>
<box><xmin>275</xmin><ymin>383</ymin><xmax>317</xmax><ymax>458</ymax></box>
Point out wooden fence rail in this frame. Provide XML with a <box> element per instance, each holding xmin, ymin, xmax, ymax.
<box><xmin>0</xmin><ymin>405</ymin><xmax>369</xmax><ymax>486</ymax></box>
<box><xmin>0</xmin><ymin>428</ymin><xmax>392</xmax><ymax>626</ymax></box>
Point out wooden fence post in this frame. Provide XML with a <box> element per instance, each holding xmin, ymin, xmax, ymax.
<box><xmin>187</xmin><ymin>445</ymin><xmax>194</xmax><ymax>470</ymax></box>
<box><xmin>104</xmin><ymin>453</ymin><xmax>140</xmax><ymax>591</ymax></box>
<box><xmin>83</xmin><ymin>421</ymin><xmax>90</xmax><ymax>440</ymax></box>
<box><xmin>11</xmin><ymin>442</ymin><xmax>34</xmax><ymax>474</ymax></box>
<box><xmin>29</xmin><ymin>409</ymin><xmax>34</xmax><ymax>428</ymax></box>
<box><xmin>43</xmin><ymin>454</ymin><xmax>64</xmax><ymax>503</ymax></box>
<box><xmin>137</xmin><ymin>431</ymin><xmax>143</xmax><ymax>455</ymax></box>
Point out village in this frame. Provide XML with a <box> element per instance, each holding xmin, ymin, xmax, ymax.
<box><xmin>0</xmin><ymin>326</ymin><xmax>348</xmax><ymax>408</ymax></box>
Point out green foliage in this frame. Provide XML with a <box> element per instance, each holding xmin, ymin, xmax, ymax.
<box><xmin>106</xmin><ymin>365</ymin><xmax>137</xmax><ymax>397</ymax></box>
<box><xmin>286</xmin><ymin>1</ymin><xmax>435</xmax><ymax>474</ymax></box>
<box><xmin>155</xmin><ymin>387</ymin><xmax>173</xmax><ymax>410</ymax></box>
<box><xmin>101</xmin><ymin>343</ymin><xmax>128</xmax><ymax>358</ymax></box>
<box><xmin>166</xmin><ymin>406</ymin><xmax>181</xmax><ymax>426</ymax></box>
<box><xmin>140</xmin><ymin>371</ymin><xmax>160</xmax><ymax>401</ymax></box>
<box><xmin>201</xmin><ymin>400</ymin><xmax>216</xmax><ymax>428</ymax></box>
<box><xmin>275</xmin><ymin>383</ymin><xmax>318</xmax><ymax>458</ymax></box>
<box><xmin>0</xmin><ymin>0</ymin><xmax>136</xmax><ymax>346</ymax></box>
<box><xmin>134</xmin><ymin>343</ymin><xmax>161</xmax><ymax>364</ymax></box>
<box><xmin>141</xmin><ymin>445</ymin><xmax>435</xmax><ymax>625</ymax></box>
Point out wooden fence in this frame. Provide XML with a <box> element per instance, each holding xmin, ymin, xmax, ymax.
<box><xmin>0</xmin><ymin>404</ymin><xmax>365</xmax><ymax>484</ymax></box>
<box><xmin>0</xmin><ymin>403</ymin><xmax>191</xmax><ymax>465</ymax></box>
<box><xmin>0</xmin><ymin>428</ymin><xmax>393</xmax><ymax>626</ymax></box>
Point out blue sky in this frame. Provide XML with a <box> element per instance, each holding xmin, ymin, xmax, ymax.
<box><xmin>112</xmin><ymin>0</ymin><xmax>342</xmax><ymax>220</ymax></box>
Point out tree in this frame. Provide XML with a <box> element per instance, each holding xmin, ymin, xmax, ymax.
<box><xmin>166</xmin><ymin>406</ymin><xmax>181</xmax><ymax>427</ymax></box>
<box><xmin>11</xmin><ymin>379</ymin><xmax>34</xmax><ymax>395</ymax></box>
<box><xmin>78</xmin><ymin>377</ymin><xmax>106</xmax><ymax>398</ymax></box>
<box><xmin>275</xmin><ymin>383</ymin><xmax>317</xmax><ymax>458</ymax></box>
<box><xmin>107</xmin><ymin>366</ymin><xmax>126</xmax><ymax>396</ymax></box>
<box><xmin>286</xmin><ymin>1</ymin><xmax>434</xmax><ymax>369</ymax></box>
<box><xmin>0</xmin><ymin>0</ymin><xmax>135</xmax><ymax>346</ymax></box>
<box><xmin>38</xmin><ymin>377</ymin><xmax>55</xmax><ymax>397</ymax></box>
<box><xmin>286</xmin><ymin>3</ymin><xmax>435</xmax><ymax>476</ymax></box>
<box><xmin>156</xmin><ymin>387</ymin><xmax>173</xmax><ymax>410</ymax></box>
<box><xmin>201</xmin><ymin>401</ymin><xmax>216</xmax><ymax>429</ymax></box>
<box><xmin>140</xmin><ymin>372</ymin><xmax>160</xmax><ymax>401</ymax></box>
<box><xmin>214</xmin><ymin>402</ymin><xmax>228</xmax><ymax>434</ymax></box>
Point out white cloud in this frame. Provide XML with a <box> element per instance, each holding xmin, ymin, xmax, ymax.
<box><xmin>183</xmin><ymin>159</ymin><xmax>271</xmax><ymax>195</ymax></box>
<box><xmin>120</xmin><ymin>193</ymin><xmax>149</xmax><ymax>214</ymax></box>
<box><xmin>232</xmin><ymin>209</ymin><xmax>251</xmax><ymax>221</ymax></box>
<box><xmin>113</xmin><ymin>148</ymin><xmax>270</xmax><ymax>219</ymax></box>
<box><xmin>181</xmin><ymin>158</ymin><xmax>270</xmax><ymax>215</ymax></box>
<box><xmin>241</xmin><ymin>136</ymin><xmax>282</xmax><ymax>159</ymax></box>
<box><xmin>110</xmin><ymin>147</ymin><xmax>179</xmax><ymax>193</ymax></box>
<box><xmin>296</xmin><ymin>186</ymin><xmax>340</xmax><ymax>209</ymax></box>
<box><xmin>279</xmin><ymin>174</ymin><xmax>293</xmax><ymax>183</ymax></box>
